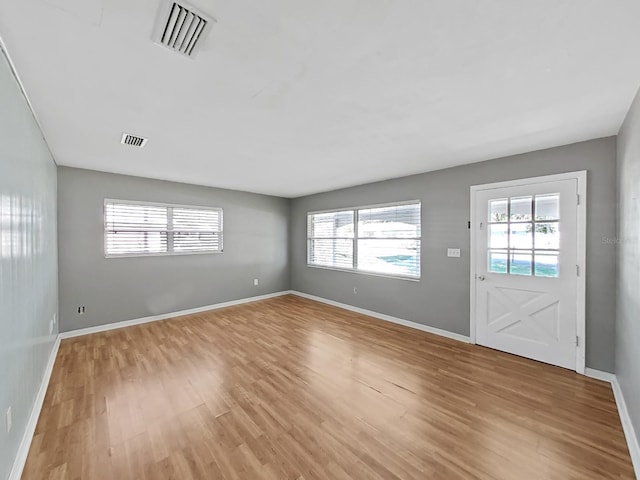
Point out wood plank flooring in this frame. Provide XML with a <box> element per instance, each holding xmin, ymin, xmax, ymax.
<box><xmin>23</xmin><ymin>295</ymin><xmax>634</xmax><ymax>479</ymax></box>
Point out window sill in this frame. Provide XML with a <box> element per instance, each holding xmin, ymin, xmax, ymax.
<box><xmin>105</xmin><ymin>250</ymin><xmax>223</xmax><ymax>259</ymax></box>
<box><xmin>306</xmin><ymin>264</ymin><xmax>420</xmax><ymax>282</ymax></box>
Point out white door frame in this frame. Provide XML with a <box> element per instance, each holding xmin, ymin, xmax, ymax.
<box><xmin>469</xmin><ymin>171</ymin><xmax>587</xmax><ymax>374</ymax></box>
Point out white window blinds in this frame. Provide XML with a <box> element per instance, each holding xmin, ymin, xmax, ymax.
<box><xmin>357</xmin><ymin>203</ymin><xmax>421</xmax><ymax>278</ymax></box>
<box><xmin>105</xmin><ymin>200</ymin><xmax>223</xmax><ymax>257</ymax></box>
<box><xmin>307</xmin><ymin>210</ymin><xmax>355</xmax><ymax>269</ymax></box>
<box><xmin>307</xmin><ymin>201</ymin><xmax>421</xmax><ymax>279</ymax></box>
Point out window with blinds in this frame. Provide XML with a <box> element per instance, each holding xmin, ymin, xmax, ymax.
<box><xmin>307</xmin><ymin>201</ymin><xmax>421</xmax><ymax>279</ymax></box>
<box><xmin>104</xmin><ymin>200</ymin><xmax>223</xmax><ymax>257</ymax></box>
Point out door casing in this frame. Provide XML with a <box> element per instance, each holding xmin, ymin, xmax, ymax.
<box><xmin>469</xmin><ymin>171</ymin><xmax>587</xmax><ymax>374</ymax></box>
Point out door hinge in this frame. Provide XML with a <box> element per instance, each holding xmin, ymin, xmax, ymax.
<box><xmin>576</xmin><ymin>335</ymin><xmax>580</xmax><ymax>347</ymax></box>
<box><xmin>576</xmin><ymin>265</ymin><xmax>580</xmax><ymax>276</ymax></box>
<box><xmin>577</xmin><ymin>194</ymin><xmax>580</xmax><ymax>205</ymax></box>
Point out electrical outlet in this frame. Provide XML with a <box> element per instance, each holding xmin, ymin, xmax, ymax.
<box><xmin>6</xmin><ymin>407</ymin><xmax>12</xmax><ymax>433</ymax></box>
<box><xmin>254</xmin><ymin>278</ymin><xmax>259</xmax><ymax>286</ymax></box>
<box><xmin>447</xmin><ymin>248</ymin><xmax>461</xmax><ymax>258</ymax></box>
<box><xmin>77</xmin><ymin>306</ymin><xmax>85</xmax><ymax>315</ymax></box>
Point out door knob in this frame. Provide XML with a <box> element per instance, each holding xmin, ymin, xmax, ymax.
<box><xmin>477</xmin><ymin>275</ymin><xmax>485</xmax><ymax>281</ymax></box>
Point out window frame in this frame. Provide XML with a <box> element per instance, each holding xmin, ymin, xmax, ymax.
<box><xmin>307</xmin><ymin>200</ymin><xmax>421</xmax><ymax>281</ymax></box>
<box><xmin>104</xmin><ymin>199</ymin><xmax>224</xmax><ymax>258</ymax></box>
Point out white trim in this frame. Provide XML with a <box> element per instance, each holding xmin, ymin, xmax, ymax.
<box><xmin>469</xmin><ymin>171</ymin><xmax>587</xmax><ymax>374</ymax></box>
<box><xmin>584</xmin><ymin>368</ymin><xmax>616</xmax><ymax>383</ymax></box>
<box><xmin>9</xmin><ymin>295</ymin><xmax>639</xmax><ymax>480</ymax></box>
<box><xmin>290</xmin><ymin>290</ymin><xmax>470</xmax><ymax>343</ymax></box>
<box><xmin>583</xmin><ymin>370</ymin><xmax>640</xmax><ymax>478</ymax></box>
<box><xmin>105</xmin><ymin>249</ymin><xmax>224</xmax><ymax>259</ymax></box>
<box><xmin>612</xmin><ymin>377</ymin><xmax>640</xmax><ymax>477</ymax></box>
<box><xmin>306</xmin><ymin>264</ymin><xmax>420</xmax><ymax>282</ymax></box>
<box><xmin>103</xmin><ymin>198</ymin><xmax>224</xmax><ymax>212</ymax></box>
<box><xmin>59</xmin><ymin>291</ymin><xmax>291</xmax><ymax>339</ymax></box>
<box><xmin>307</xmin><ymin>199</ymin><xmax>421</xmax><ymax>216</ymax></box>
<box><xmin>9</xmin><ymin>335</ymin><xmax>61</xmax><ymax>480</ymax></box>
<box><xmin>574</xmin><ymin>171</ymin><xmax>587</xmax><ymax>374</ymax></box>
<box><xmin>470</xmin><ymin>171</ymin><xmax>588</xmax><ymax>191</ymax></box>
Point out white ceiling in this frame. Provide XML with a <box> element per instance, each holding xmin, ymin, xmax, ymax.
<box><xmin>2</xmin><ymin>0</ymin><xmax>640</xmax><ymax>197</ymax></box>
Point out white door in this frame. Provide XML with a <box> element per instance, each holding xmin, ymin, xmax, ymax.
<box><xmin>472</xmin><ymin>176</ymin><xmax>583</xmax><ymax>370</ymax></box>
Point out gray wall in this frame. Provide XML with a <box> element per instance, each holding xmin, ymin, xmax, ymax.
<box><xmin>616</xmin><ymin>86</ymin><xmax>640</xmax><ymax>447</ymax></box>
<box><xmin>0</xmin><ymin>50</ymin><xmax>58</xmax><ymax>479</ymax></box>
<box><xmin>291</xmin><ymin>137</ymin><xmax>617</xmax><ymax>372</ymax></box>
<box><xmin>58</xmin><ymin>167</ymin><xmax>290</xmax><ymax>332</ymax></box>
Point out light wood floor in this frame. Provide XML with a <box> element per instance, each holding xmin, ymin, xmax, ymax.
<box><xmin>23</xmin><ymin>295</ymin><xmax>634</xmax><ymax>479</ymax></box>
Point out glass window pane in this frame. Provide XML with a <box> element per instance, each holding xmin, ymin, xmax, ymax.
<box><xmin>535</xmin><ymin>194</ymin><xmax>559</xmax><ymax>221</ymax></box>
<box><xmin>489</xmin><ymin>199</ymin><xmax>508</xmax><ymax>223</ymax></box>
<box><xmin>535</xmin><ymin>252</ymin><xmax>559</xmax><ymax>278</ymax></box>
<box><xmin>173</xmin><ymin>208</ymin><xmax>221</xmax><ymax>232</ymax></box>
<box><xmin>357</xmin><ymin>239</ymin><xmax>420</xmax><ymax>277</ymax></box>
<box><xmin>308</xmin><ymin>211</ymin><xmax>354</xmax><ymax>238</ymax></box>
<box><xmin>106</xmin><ymin>231</ymin><xmax>167</xmax><ymax>255</ymax></box>
<box><xmin>489</xmin><ymin>224</ymin><xmax>508</xmax><ymax>248</ymax></box>
<box><xmin>357</xmin><ymin>204</ymin><xmax>421</xmax><ymax>238</ymax></box>
<box><xmin>308</xmin><ymin>238</ymin><xmax>353</xmax><ymax>269</ymax></box>
<box><xmin>173</xmin><ymin>232</ymin><xmax>220</xmax><ymax>252</ymax></box>
<box><xmin>510</xmin><ymin>196</ymin><xmax>532</xmax><ymax>222</ymax></box>
<box><xmin>488</xmin><ymin>250</ymin><xmax>508</xmax><ymax>273</ymax></box>
<box><xmin>534</xmin><ymin>223</ymin><xmax>560</xmax><ymax>249</ymax></box>
<box><xmin>510</xmin><ymin>223</ymin><xmax>533</xmax><ymax>249</ymax></box>
<box><xmin>105</xmin><ymin>203</ymin><xmax>167</xmax><ymax>230</ymax></box>
<box><xmin>510</xmin><ymin>251</ymin><xmax>532</xmax><ymax>276</ymax></box>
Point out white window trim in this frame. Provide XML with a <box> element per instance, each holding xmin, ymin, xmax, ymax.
<box><xmin>104</xmin><ymin>198</ymin><xmax>224</xmax><ymax>258</ymax></box>
<box><xmin>307</xmin><ymin>199</ymin><xmax>421</xmax><ymax>281</ymax></box>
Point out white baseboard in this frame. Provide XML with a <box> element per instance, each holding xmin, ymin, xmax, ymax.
<box><xmin>59</xmin><ymin>290</ymin><xmax>292</xmax><ymax>339</ymax></box>
<box><xmin>290</xmin><ymin>290</ymin><xmax>470</xmax><ymax>343</ymax></box>
<box><xmin>612</xmin><ymin>377</ymin><xmax>640</xmax><ymax>478</ymax></box>
<box><xmin>584</xmin><ymin>369</ymin><xmax>639</xmax><ymax>478</ymax></box>
<box><xmin>9</xmin><ymin>335</ymin><xmax>61</xmax><ymax>480</ymax></box>
<box><xmin>292</xmin><ymin>292</ymin><xmax>640</xmax><ymax>477</ymax></box>
<box><xmin>585</xmin><ymin>368</ymin><xmax>617</xmax><ymax>383</ymax></box>
<box><xmin>13</xmin><ymin>292</ymin><xmax>639</xmax><ymax>480</ymax></box>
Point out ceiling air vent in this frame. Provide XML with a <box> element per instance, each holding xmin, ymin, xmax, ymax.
<box><xmin>121</xmin><ymin>133</ymin><xmax>148</xmax><ymax>148</ymax></box>
<box><xmin>152</xmin><ymin>1</ymin><xmax>214</xmax><ymax>58</ymax></box>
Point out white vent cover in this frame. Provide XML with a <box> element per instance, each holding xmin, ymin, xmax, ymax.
<box><xmin>152</xmin><ymin>1</ymin><xmax>214</xmax><ymax>58</ymax></box>
<box><xmin>121</xmin><ymin>133</ymin><xmax>148</xmax><ymax>148</ymax></box>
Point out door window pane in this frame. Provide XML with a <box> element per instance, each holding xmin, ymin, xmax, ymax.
<box><xmin>486</xmin><ymin>192</ymin><xmax>564</xmax><ymax>278</ymax></box>
<box><xmin>510</xmin><ymin>223</ymin><xmax>533</xmax><ymax>249</ymax></box>
<box><xmin>489</xmin><ymin>199</ymin><xmax>508</xmax><ymax>222</ymax></box>
<box><xmin>534</xmin><ymin>223</ymin><xmax>560</xmax><ymax>250</ymax></box>
<box><xmin>488</xmin><ymin>250</ymin><xmax>508</xmax><ymax>273</ymax></box>
<box><xmin>535</xmin><ymin>252</ymin><xmax>559</xmax><ymax>278</ymax></box>
<box><xmin>489</xmin><ymin>224</ymin><xmax>508</xmax><ymax>248</ymax></box>
<box><xmin>510</xmin><ymin>251</ymin><xmax>532</xmax><ymax>276</ymax></box>
<box><xmin>535</xmin><ymin>194</ymin><xmax>559</xmax><ymax>221</ymax></box>
<box><xmin>510</xmin><ymin>196</ymin><xmax>532</xmax><ymax>222</ymax></box>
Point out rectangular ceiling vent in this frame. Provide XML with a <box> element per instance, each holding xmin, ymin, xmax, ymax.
<box><xmin>153</xmin><ymin>1</ymin><xmax>214</xmax><ymax>58</ymax></box>
<box><xmin>121</xmin><ymin>133</ymin><xmax>148</xmax><ymax>148</ymax></box>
